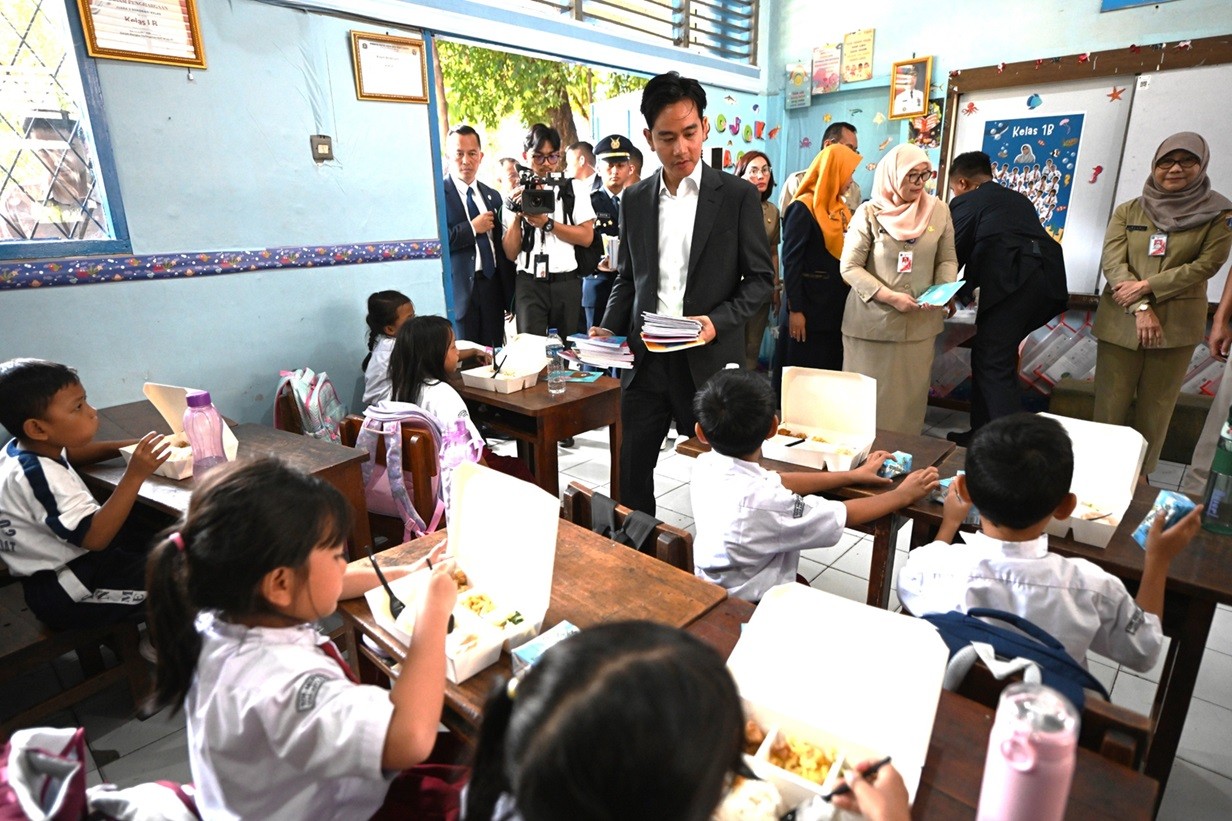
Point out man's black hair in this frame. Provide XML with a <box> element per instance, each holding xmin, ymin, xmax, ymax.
<box><xmin>0</xmin><ymin>358</ymin><xmax>80</xmax><ymax>439</ymax></box>
<box><xmin>692</xmin><ymin>369</ymin><xmax>775</xmax><ymax>458</ymax></box>
<box><xmin>523</xmin><ymin>123</ymin><xmax>561</xmax><ymax>154</ymax></box>
<box><xmin>640</xmin><ymin>71</ymin><xmax>707</xmax><ymax>130</ymax></box>
<box><xmin>447</xmin><ymin>124</ymin><xmax>482</xmax><ymax>149</ymax></box>
<box><xmin>964</xmin><ymin>414</ymin><xmax>1074</xmax><ymax>530</ymax></box>
<box><xmin>822</xmin><ymin>121</ymin><xmax>857</xmax><ymax>144</ymax></box>
<box><xmin>628</xmin><ymin>145</ymin><xmax>644</xmax><ymax>170</ymax></box>
<box><xmin>951</xmin><ymin>151</ymin><xmax>993</xmax><ymax>179</ymax></box>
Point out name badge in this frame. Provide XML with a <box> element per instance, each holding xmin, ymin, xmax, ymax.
<box><xmin>1148</xmin><ymin>233</ymin><xmax>1167</xmax><ymax>257</ymax></box>
<box><xmin>534</xmin><ymin>253</ymin><xmax>550</xmax><ymax>279</ymax></box>
<box><xmin>897</xmin><ymin>251</ymin><xmax>914</xmax><ymax>274</ymax></box>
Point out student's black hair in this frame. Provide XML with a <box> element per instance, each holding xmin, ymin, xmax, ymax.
<box><xmin>362</xmin><ymin>290</ymin><xmax>414</xmax><ymax>371</ymax></box>
<box><xmin>145</xmin><ymin>457</ymin><xmax>352</xmax><ymax>713</ymax></box>
<box><xmin>734</xmin><ymin>150</ymin><xmax>775</xmax><ymax>202</ymax></box>
<box><xmin>390</xmin><ymin>315</ymin><xmax>454</xmax><ymax>406</ymax></box>
<box><xmin>523</xmin><ymin>123</ymin><xmax>562</xmax><ymax>155</ymax></box>
<box><xmin>692</xmin><ymin>368</ymin><xmax>776</xmax><ymax>458</ymax></box>
<box><xmin>964</xmin><ymin>413</ymin><xmax>1074</xmax><ymax>530</ymax></box>
<box><xmin>950</xmin><ymin>151</ymin><xmax>993</xmax><ymax>180</ymax></box>
<box><xmin>465</xmin><ymin>621</ymin><xmax>747</xmax><ymax>821</ymax></box>
<box><xmin>822</xmin><ymin>121</ymin><xmax>857</xmax><ymax>144</ymax></box>
<box><xmin>448</xmin><ymin>124</ymin><xmax>483</xmax><ymax>149</ymax></box>
<box><xmin>640</xmin><ymin>71</ymin><xmax>707</xmax><ymax>130</ymax></box>
<box><xmin>0</xmin><ymin>358</ymin><xmax>80</xmax><ymax>439</ymax></box>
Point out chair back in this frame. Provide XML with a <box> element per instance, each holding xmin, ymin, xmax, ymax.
<box><xmin>561</xmin><ymin>481</ymin><xmax>693</xmax><ymax>572</ymax></box>
<box><xmin>274</xmin><ymin>389</ymin><xmax>304</xmax><ymax>435</ymax></box>
<box><xmin>340</xmin><ymin>415</ymin><xmax>441</xmax><ymax>545</ymax></box>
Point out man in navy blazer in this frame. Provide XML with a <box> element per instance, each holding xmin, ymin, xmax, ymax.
<box><xmin>594</xmin><ymin>73</ymin><xmax>774</xmax><ymax>514</ymax></box>
<box><xmin>443</xmin><ymin>125</ymin><xmax>512</xmax><ymax>348</ymax></box>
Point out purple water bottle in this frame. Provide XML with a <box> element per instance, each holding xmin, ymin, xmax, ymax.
<box><xmin>183</xmin><ymin>391</ymin><xmax>228</xmax><ymax>476</ymax></box>
<box><xmin>976</xmin><ymin>682</ymin><xmax>1078</xmax><ymax>821</ymax></box>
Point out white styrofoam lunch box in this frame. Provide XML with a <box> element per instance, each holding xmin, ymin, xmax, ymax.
<box><xmin>762</xmin><ymin>368</ymin><xmax>876</xmax><ymax>472</ymax></box>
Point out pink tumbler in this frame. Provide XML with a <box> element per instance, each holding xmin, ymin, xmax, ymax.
<box><xmin>976</xmin><ymin>682</ymin><xmax>1078</xmax><ymax>821</ymax></box>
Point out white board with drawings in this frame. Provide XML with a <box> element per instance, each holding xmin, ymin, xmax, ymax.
<box><xmin>949</xmin><ymin>77</ymin><xmax>1135</xmax><ymax>294</ymax></box>
<box><xmin>1111</xmin><ymin>64</ymin><xmax>1232</xmax><ymax>302</ymax></box>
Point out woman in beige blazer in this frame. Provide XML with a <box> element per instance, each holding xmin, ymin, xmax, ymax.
<box><xmin>1093</xmin><ymin>131</ymin><xmax>1232</xmax><ymax>476</ymax></box>
<box><xmin>840</xmin><ymin>145</ymin><xmax>958</xmax><ymax>434</ymax></box>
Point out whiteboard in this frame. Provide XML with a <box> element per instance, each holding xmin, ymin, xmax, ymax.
<box><xmin>950</xmin><ymin>78</ymin><xmax>1135</xmax><ymax>294</ymax></box>
<box><xmin>1111</xmin><ymin>64</ymin><xmax>1232</xmax><ymax>301</ymax></box>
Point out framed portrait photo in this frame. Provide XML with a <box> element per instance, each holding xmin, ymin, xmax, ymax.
<box><xmin>350</xmin><ymin>31</ymin><xmax>428</xmax><ymax>103</ymax></box>
<box><xmin>889</xmin><ymin>57</ymin><xmax>931</xmax><ymax>121</ymax></box>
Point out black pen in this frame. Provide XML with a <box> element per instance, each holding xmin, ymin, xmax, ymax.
<box><xmin>823</xmin><ymin>756</ymin><xmax>892</xmax><ymax>801</ymax></box>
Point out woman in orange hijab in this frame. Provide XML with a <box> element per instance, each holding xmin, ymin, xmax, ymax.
<box><xmin>773</xmin><ymin>143</ymin><xmax>862</xmax><ymax>398</ymax></box>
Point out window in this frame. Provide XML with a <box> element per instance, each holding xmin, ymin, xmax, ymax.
<box><xmin>0</xmin><ymin>0</ymin><xmax>129</xmax><ymax>259</ymax></box>
<box><xmin>513</xmin><ymin>0</ymin><xmax>758</xmax><ymax>65</ymax></box>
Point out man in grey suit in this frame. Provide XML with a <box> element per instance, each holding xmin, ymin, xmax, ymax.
<box><xmin>592</xmin><ymin>72</ymin><xmax>774</xmax><ymax>514</ymax></box>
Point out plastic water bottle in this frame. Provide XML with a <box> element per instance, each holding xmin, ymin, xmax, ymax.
<box><xmin>546</xmin><ymin>328</ymin><xmax>567</xmax><ymax>396</ymax></box>
<box><xmin>1201</xmin><ymin>403</ymin><xmax>1232</xmax><ymax>535</ymax></box>
<box><xmin>183</xmin><ymin>390</ymin><xmax>227</xmax><ymax>477</ymax></box>
<box><xmin>976</xmin><ymin>683</ymin><xmax>1078</xmax><ymax>821</ymax></box>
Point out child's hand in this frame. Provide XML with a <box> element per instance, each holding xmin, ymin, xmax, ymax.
<box><xmin>830</xmin><ymin>760</ymin><xmax>910</xmax><ymax>821</ymax></box>
<box><xmin>419</xmin><ymin>566</ymin><xmax>458</xmax><ymax>623</ymax></box>
<box><xmin>124</xmin><ymin>432</ymin><xmax>170</xmax><ymax>479</ymax></box>
<box><xmin>942</xmin><ymin>479</ymin><xmax>974</xmax><ymax>526</ymax></box>
<box><xmin>896</xmin><ymin>466</ymin><xmax>939</xmax><ymax>503</ymax></box>
<box><xmin>1145</xmin><ymin>504</ymin><xmax>1203</xmax><ymax>564</ymax></box>
<box><xmin>851</xmin><ymin>451</ymin><xmax>895</xmax><ymax>486</ymax></box>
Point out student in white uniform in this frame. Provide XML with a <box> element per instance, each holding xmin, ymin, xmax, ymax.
<box><xmin>688</xmin><ymin>369</ymin><xmax>939</xmax><ymax>602</ymax></box>
<box><xmin>362</xmin><ymin>290</ymin><xmax>415</xmax><ymax>406</ymax></box>
<box><xmin>898</xmin><ymin>414</ymin><xmax>1202</xmax><ymax>670</ymax></box>
<box><xmin>144</xmin><ymin>458</ymin><xmax>458</xmax><ymax>819</ymax></box>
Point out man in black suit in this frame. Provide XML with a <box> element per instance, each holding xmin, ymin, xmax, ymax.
<box><xmin>442</xmin><ymin>125</ymin><xmax>512</xmax><ymax>348</ymax></box>
<box><xmin>947</xmin><ymin>151</ymin><xmax>1069</xmax><ymax>444</ymax></box>
<box><xmin>580</xmin><ymin>134</ymin><xmax>634</xmax><ymax>332</ymax></box>
<box><xmin>592</xmin><ymin>72</ymin><xmax>774</xmax><ymax>514</ymax></box>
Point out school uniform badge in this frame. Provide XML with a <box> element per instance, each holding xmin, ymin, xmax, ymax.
<box><xmin>296</xmin><ymin>674</ymin><xmax>328</xmax><ymax>712</ymax></box>
<box><xmin>792</xmin><ymin>497</ymin><xmax>805</xmax><ymax>519</ymax></box>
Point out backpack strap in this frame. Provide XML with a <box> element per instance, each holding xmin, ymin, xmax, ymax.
<box><xmin>589</xmin><ymin>492</ymin><xmax>662</xmax><ymax>554</ymax></box>
<box><xmin>965</xmin><ymin>608</ymin><xmax>1067</xmax><ymax>651</ymax></box>
<box><xmin>358</xmin><ymin>403</ymin><xmax>447</xmax><ymax>540</ymax></box>
<box><xmin>590</xmin><ymin>492</ymin><xmax>620</xmax><ymax>539</ymax></box>
<box><xmin>620</xmin><ymin>511</ymin><xmax>662</xmax><ymax>555</ymax></box>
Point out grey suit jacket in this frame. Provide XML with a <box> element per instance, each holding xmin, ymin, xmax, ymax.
<box><xmin>599</xmin><ymin>163</ymin><xmax>774</xmax><ymax>387</ymax></box>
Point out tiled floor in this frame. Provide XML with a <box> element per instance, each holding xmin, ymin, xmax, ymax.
<box><xmin>4</xmin><ymin>409</ymin><xmax>1230</xmax><ymax>817</ymax></box>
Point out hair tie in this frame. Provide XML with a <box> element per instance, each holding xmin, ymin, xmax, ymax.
<box><xmin>169</xmin><ymin>532</ymin><xmax>186</xmax><ymax>553</ymax></box>
<box><xmin>506</xmin><ymin>676</ymin><xmax>519</xmax><ymax>700</ymax></box>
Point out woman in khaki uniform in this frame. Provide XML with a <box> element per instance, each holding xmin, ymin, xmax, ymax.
<box><xmin>1093</xmin><ymin>132</ymin><xmax>1232</xmax><ymax>476</ymax></box>
<box><xmin>840</xmin><ymin>145</ymin><xmax>958</xmax><ymax>434</ymax></box>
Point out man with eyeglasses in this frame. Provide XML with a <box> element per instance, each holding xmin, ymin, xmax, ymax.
<box><xmin>778</xmin><ymin>121</ymin><xmax>861</xmax><ymax>217</ymax></box>
<box><xmin>502</xmin><ymin>123</ymin><xmax>596</xmax><ymax>341</ymax></box>
<box><xmin>443</xmin><ymin>125</ymin><xmax>513</xmax><ymax>348</ymax></box>
<box><xmin>946</xmin><ymin>150</ymin><xmax>1068</xmax><ymax>445</ymax></box>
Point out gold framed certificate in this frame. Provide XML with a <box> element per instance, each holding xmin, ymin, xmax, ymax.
<box><xmin>76</xmin><ymin>0</ymin><xmax>207</xmax><ymax>69</ymax></box>
<box><xmin>350</xmin><ymin>31</ymin><xmax>428</xmax><ymax>104</ymax></box>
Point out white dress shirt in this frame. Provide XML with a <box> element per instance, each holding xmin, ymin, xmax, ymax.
<box><xmin>452</xmin><ymin>175</ymin><xmax>495</xmax><ymax>274</ymax></box>
<box><xmin>897</xmin><ymin>530</ymin><xmax>1163</xmax><ymax>672</ymax></box>
<box><xmin>517</xmin><ymin>178</ymin><xmax>596</xmax><ymax>274</ymax></box>
<box><xmin>691</xmin><ymin>451</ymin><xmax>847</xmax><ymax>602</ymax></box>
<box><xmin>655</xmin><ymin>161</ymin><xmax>704</xmax><ymax>316</ymax></box>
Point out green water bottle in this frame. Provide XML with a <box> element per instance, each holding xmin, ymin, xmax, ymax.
<box><xmin>1201</xmin><ymin>403</ymin><xmax>1232</xmax><ymax>535</ymax></box>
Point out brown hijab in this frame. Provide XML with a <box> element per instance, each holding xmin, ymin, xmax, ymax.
<box><xmin>1140</xmin><ymin>132</ymin><xmax>1232</xmax><ymax>232</ymax></box>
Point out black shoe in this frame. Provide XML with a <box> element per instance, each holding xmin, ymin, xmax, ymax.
<box><xmin>947</xmin><ymin>429</ymin><xmax>974</xmax><ymax>447</ymax></box>
<box><xmin>560</xmin><ymin>437</ymin><xmax>575</xmax><ymax>448</ymax></box>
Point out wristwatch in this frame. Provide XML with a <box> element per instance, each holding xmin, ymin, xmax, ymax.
<box><xmin>543</xmin><ymin>218</ymin><xmax>555</xmax><ymax>233</ymax></box>
<box><xmin>1136</xmin><ymin>303</ymin><xmax>1151</xmax><ymax>313</ymax></box>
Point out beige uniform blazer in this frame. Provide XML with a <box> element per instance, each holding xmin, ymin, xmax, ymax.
<box><xmin>840</xmin><ymin>199</ymin><xmax>958</xmax><ymax>342</ymax></box>
<box><xmin>1093</xmin><ymin>200</ymin><xmax>1232</xmax><ymax>350</ymax></box>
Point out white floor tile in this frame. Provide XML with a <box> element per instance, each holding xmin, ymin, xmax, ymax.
<box><xmin>656</xmin><ymin>483</ymin><xmax>693</xmax><ymax>517</ymax></box>
<box><xmin>894</xmin><ymin>519</ymin><xmax>914</xmax><ymax>553</ymax></box>
<box><xmin>1109</xmin><ymin>668</ymin><xmax>1157</xmax><ymax>716</ymax></box>
<box><xmin>555</xmin><ymin>448</ymin><xmax>595</xmax><ymax>472</ymax></box>
<box><xmin>836</xmin><ymin>529</ymin><xmax>867</xmax><ymax>552</ymax></box>
<box><xmin>77</xmin><ymin>688</ymin><xmax>185</xmax><ymax>761</ymax></box>
<box><xmin>1207</xmin><ymin>606</ymin><xmax>1232</xmax><ymax>656</ymax></box>
<box><xmin>654</xmin><ymin>507</ymin><xmax>693</xmax><ymax>532</ymax></box>
<box><xmin>559</xmin><ymin>459</ymin><xmax>613</xmax><ymax>487</ymax></box>
<box><xmin>809</xmin><ymin>568</ymin><xmax>869</xmax><ymax>604</ymax></box>
<box><xmin>1086</xmin><ymin>658</ymin><xmax>1118</xmax><ymax>694</ymax></box>
<box><xmin>100</xmin><ymin>727</ymin><xmax>193</xmax><ymax>788</ymax></box>
<box><xmin>830</xmin><ymin>539</ymin><xmax>874</xmax><ymax>580</ymax></box>
<box><xmin>1178</xmin><ymin>698</ymin><xmax>1232</xmax><ymax>779</ymax></box>
<box><xmin>1157</xmin><ymin>758</ymin><xmax>1232</xmax><ymax>821</ymax></box>
<box><xmin>653</xmin><ymin>453</ymin><xmax>697</xmax><ymax>483</ymax></box>
<box><xmin>1150</xmin><ymin>460</ymin><xmax>1186</xmax><ymax>487</ymax></box>
<box><xmin>653</xmin><ymin>476</ymin><xmax>687</xmax><ymax>499</ymax></box>
<box><xmin>798</xmin><ymin>557</ymin><xmax>826</xmax><ymax>583</ymax></box>
<box><xmin>1195</xmin><ymin>648</ymin><xmax>1232</xmax><ymax>711</ymax></box>
<box><xmin>799</xmin><ymin>542</ymin><xmax>849</xmax><ymax>567</ymax></box>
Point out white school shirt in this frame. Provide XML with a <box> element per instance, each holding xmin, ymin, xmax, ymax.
<box><xmin>655</xmin><ymin>161</ymin><xmax>704</xmax><ymax>317</ymax></box>
<box><xmin>362</xmin><ymin>335</ymin><xmax>396</xmax><ymax>406</ymax></box>
<box><xmin>897</xmin><ymin>531</ymin><xmax>1163</xmax><ymax>672</ymax></box>
<box><xmin>517</xmin><ymin>178</ymin><xmax>596</xmax><ymax>274</ymax></box>
<box><xmin>0</xmin><ymin>439</ymin><xmax>94</xmax><ymax>578</ymax></box>
<box><xmin>187</xmin><ymin>612</ymin><xmax>396</xmax><ymax>820</ymax></box>
<box><xmin>691</xmin><ymin>451</ymin><xmax>846</xmax><ymax>602</ymax></box>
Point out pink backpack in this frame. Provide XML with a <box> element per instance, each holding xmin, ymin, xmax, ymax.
<box><xmin>274</xmin><ymin>368</ymin><xmax>347</xmax><ymax>443</ymax></box>
<box><xmin>355</xmin><ymin>402</ymin><xmax>449</xmax><ymax>542</ymax></box>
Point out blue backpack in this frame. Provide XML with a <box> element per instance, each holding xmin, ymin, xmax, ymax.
<box><xmin>921</xmin><ymin>608</ymin><xmax>1109</xmax><ymax>710</ymax></box>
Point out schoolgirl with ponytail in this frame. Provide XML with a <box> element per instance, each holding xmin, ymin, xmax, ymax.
<box><xmin>145</xmin><ymin>457</ymin><xmax>456</xmax><ymax>819</ymax></box>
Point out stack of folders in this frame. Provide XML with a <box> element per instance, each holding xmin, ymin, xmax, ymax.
<box><xmin>566</xmin><ymin>334</ymin><xmax>634</xmax><ymax>369</ymax></box>
<box><xmin>640</xmin><ymin>312</ymin><xmax>706</xmax><ymax>352</ymax></box>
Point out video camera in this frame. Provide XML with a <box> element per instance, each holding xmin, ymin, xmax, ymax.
<box><xmin>509</xmin><ymin>165</ymin><xmax>571</xmax><ymax>216</ymax></box>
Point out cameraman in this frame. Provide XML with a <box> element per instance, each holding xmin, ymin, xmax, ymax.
<box><xmin>502</xmin><ymin>123</ymin><xmax>595</xmax><ymax>338</ymax></box>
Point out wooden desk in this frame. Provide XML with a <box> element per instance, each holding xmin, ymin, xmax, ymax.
<box><xmin>675</xmin><ymin>432</ymin><xmax>955</xmax><ymax>608</ymax></box>
<box><xmin>337</xmin><ymin>519</ymin><xmax>727</xmax><ymax>740</ymax></box>
<box><xmin>451</xmin><ymin>374</ymin><xmax>622</xmax><ymax>499</ymax></box>
<box><xmin>914</xmin><ymin>448</ymin><xmax>1229</xmax><ymax>799</ymax></box>
<box><xmin>687</xmin><ymin>598</ymin><xmax>1158</xmax><ymax>820</ymax></box>
<box><xmin>82</xmin><ymin>401</ymin><xmax>373</xmax><ymax>557</ymax></box>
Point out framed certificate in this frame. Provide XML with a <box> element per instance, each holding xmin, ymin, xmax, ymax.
<box><xmin>350</xmin><ymin>31</ymin><xmax>428</xmax><ymax>104</ymax></box>
<box><xmin>76</xmin><ymin>0</ymin><xmax>207</xmax><ymax>69</ymax></box>
<box><xmin>889</xmin><ymin>57</ymin><xmax>931</xmax><ymax>120</ymax></box>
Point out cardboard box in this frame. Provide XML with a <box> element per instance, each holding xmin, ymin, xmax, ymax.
<box><xmin>118</xmin><ymin>383</ymin><xmax>239</xmax><ymax>480</ymax></box>
<box><xmin>1039</xmin><ymin>413</ymin><xmax>1146</xmax><ymax>547</ymax></box>
<box><xmin>762</xmin><ymin>368</ymin><xmax>876</xmax><ymax>472</ymax></box>
<box><xmin>460</xmin><ymin>333</ymin><xmax>549</xmax><ymax>394</ymax></box>
<box><xmin>511</xmin><ymin>620</ymin><xmax>580</xmax><ymax>677</ymax></box>
<box><xmin>727</xmin><ymin>584</ymin><xmax>948</xmax><ymax>806</ymax></box>
<box><xmin>365</xmin><ymin>461</ymin><xmax>559</xmax><ymax>683</ymax></box>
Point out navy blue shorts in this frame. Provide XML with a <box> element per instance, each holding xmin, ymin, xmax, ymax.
<box><xmin>22</xmin><ymin>537</ymin><xmax>151</xmax><ymax>631</ymax></box>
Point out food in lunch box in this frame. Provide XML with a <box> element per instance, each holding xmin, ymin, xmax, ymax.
<box><xmin>810</xmin><ymin>434</ymin><xmax>829</xmax><ymax>443</ymax></box>
<box><xmin>166</xmin><ymin>432</ymin><xmax>191</xmax><ymax>448</ymax></box>
<box><xmin>712</xmin><ymin>775</ymin><xmax>782</xmax><ymax>821</ymax></box>
<box><xmin>493</xmin><ymin>611</ymin><xmax>524</xmax><ymax>628</ymax></box>
<box><xmin>768</xmin><ymin>733</ymin><xmax>837</xmax><ymax>785</ymax></box>
<box><xmin>448</xmin><ymin>632</ymin><xmax>479</xmax><ymax>653</ymax></box>
<box><xmin>452</xmin><ymin>569</ymin><xmax>471</xmax><ymax>592</ymax></box>
<box><xmin>462</xmin><ymin>592</ymin><xmax>495</xmax><ymax>616</ymax></box>
<box><xmin>743</xmin><ymin>720</ymin><xmax>767</xmax><ymax>755</ymax></box>
<box><xmin>1074</xmin><ymin>501</ymin><xmax>1111</xmax><ymax>521</ymax></box>
<box><xmin>777</xmin><ymin>426</ymin><xmax>802</xmax><ymax>438</ymax></box>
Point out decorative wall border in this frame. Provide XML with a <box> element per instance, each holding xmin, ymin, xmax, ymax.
<box><xmin>0</xmin><ymin>239</ymin><xmax>442</xmax><ymax>291</ymax></box>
